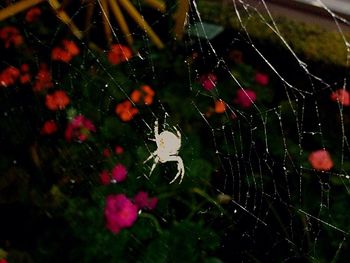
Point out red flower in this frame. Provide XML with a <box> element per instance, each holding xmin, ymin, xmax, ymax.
<box><xmin>0</xmin><ymin>259</ymin><xmax>8</xmax><ymax>263</ymax></box>
<box><xmin>115</xmin><ymin>145</ymin><xmax>124</xmax><ymax>154</ymax></box>
<box><xmin>108</xmin><ymin>44</ymin><xmax>132</xmax><ymax>65</ymax></box>
<box><xmin>111</xmin><ymin>164</ymin><xmax>127</xmax><ymax>183</ymax></box>
<box><xmin>100</xmin><ymin>170</ymin><xmax>111</xmax><ymax>185</ymax></box>
<box><xmin>65</xmin><ymin>115</ymin><xmax>96</xmax><ymax>142</ymax></box>
<box><xmin>234</xmin><ymin>89</ymin><xmax>256</xmax><ymax>108</ymax></box>
<box><xmin>51</xmin><ymin>39</ymin><xmax>80</xmax><ymax>63</ymax></box>
<box><xmin>0</xmin><ymin>26</ymin><xmax>23</xmax><ymax>48</ymax></box>
<box><xmin>134</xmin><ymin>191</ymin><xmax>158</xmax><ymax>210</ymax></box>
<box><xmin>0</xmin><ymin>66</ymin><xmax>20</xmax><ymax>87</ymax></box>
<box><xmin>255</xmin><ymin>72</ymin><xmax>269</xmax><ymax>86</ymax></box>
<box><xmin>33</xmin><ymin>64</ymin><xmax>53</xmax><ymax>91</ymax></box>
<box><xmin>104</xmin><ymin>194</ymin><xmax>138</xmax><ymax>234</ymax></box>
<box><xmin>45</xmin><ymin>90</ymin><xmax>70</xmax><ymax>110</ymax></box>
<box><xmin>330</xmin><ymin>89</ymin><xmax>350</xmax><ymax>106</ymax></box>
<box><xmin>25</xmin><ymin>7</ymin><xmax>41</xmax><ymax>22</ymax></box>
<box><xmin>41</xmin><ymin>120</ymin><xmax>58</xmax><ymax>135</ymax></box>
<box><xmin>199</xmin><ymin>73</ymin><xmax>217</xmax><ymax>91</ymax></box>
<box><xmin>308</xmin><ymin>149</ymin><xmax>333</xmax><ymax>171</ymax></box>
<box><xmin>102</xmin><ymin>148</ymin><xmax>111</xmax><ymax>157</ymax></box>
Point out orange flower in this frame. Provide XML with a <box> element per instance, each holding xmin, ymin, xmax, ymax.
<box><xmin>33</xmin><ymin>64</ymin><xmax>53</xmax><ymax>91</ymax></box>
<box><xmin>62</xmin><ymin>39</ymin><xmax>80</xmax><ymax>56</ymax></box>
<box><xmin>215</xmin><ymin>100</ymin><xmax>226</xmax><ymax>113</ymax></box>
<box><xmin>130</xmin><ymin>85</ymin><xmax>155</xmax><ymax>105</ymax></box>
<box><xmin>108</xmin><ymin>44</ymin><xmax>132</xmax><ymax>65</ymax></box>
<box><xmin>19</xmin><ymin>63</ymin><xmax>31</xmax><ymax>84</ymax></box>
<box><xmin>115</xmin><ymin>101</ymin><xmax>138</xmax><ymax>122</ymax></box>
<box><xmin>0</xmin><ymin>66</ymin><xmax>20</xmax><ymax>87</ymax></box>
<box><xmin>25</xmin><ymin>7</ymin><xmax>41</xmax><ymax>23</ymax></box>
<box><xmin>0</xmin><ymin>26</ymin><xmax>23</xmax><ymax>48</ymax></box>
<box><xmin>45</xmin><ymin>90</ymin><xmax>70</xmax><ymax>110</ymax></box>
<box><xmin>308</xmin><ymin>149</ymin><xmax>333</xmax><ymax>171</ymax></box>
<box><xmin>330</xmin><ymin>89</ymin><xmax>350</xmax><ymax>106</ymax></box>
<box><xmin>51</xmin><ymin>39</ymin><xmax>80</xmax><ymax>63</ymax></box>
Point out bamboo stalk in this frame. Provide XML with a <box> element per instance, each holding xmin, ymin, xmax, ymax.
<box><xmin>83</xmin><ymin>0</ymin><xmax>95</xmax><ymax>37</ymax></box>
<box><xmin>143</xmin><ymin>0</ymin><xmax>166</xmax><ymax>13</ymax></box>
<box><xmin>99</xmin><ymin>0</ymin><xmax>113</xmax><ymax>45</ymax></box>
<box><xmin>118</xmin><ymin>0</ymin><xmax>164</xmax><ymax>49</ymax></box>
<box><xmin>108</xmin><ymin>0</ymin><xmax>133</xmax><ymax>46</ymax></box>
<box><xmin>173</xmin><ymin>0</ymin><xmax>189</xmax><ymax>40</ymax></box>
<box><xmin>48</xmin><ymin>0</ymin><xmax>83</xmax><ymax>39</ymax></box>
<box><xmin>0</xmin><ymin>0</ymin><xmax>44</xmax><ymax>21</ymax></box>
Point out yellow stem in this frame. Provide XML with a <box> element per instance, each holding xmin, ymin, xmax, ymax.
<box><xmin>143</xmin><ymin>0</ymin><xmax>166</xmax><ymax>13</ymax></box>
<box><xmin>99</xmin><ymin>0</ymin><xmax>113</xmax><ymax>45</ymax></box>
<box><xmin>108</xmin><ymin>0</ymin><xmax>133</xmax><ymax>46</ymax></box>
<box><xmin>118</xmin><ymin>0</ymin><xmax>164</xmax><ymax>49</ymax></box>
<box><xmin>83</xmin><ymin>0</ymin><xmax>95</xmax><ymax>37</ymax></box>
<box><xmin>173</xmin><ymin>0</ymin><xmax>189</xmax><ymax>40</ymax></box>
<box><xmin>48</xmin><ymin>0</ymin><xmax>83</xmax><ymax>39</ymax></box>
<box><xmin>0</xmin><ymin>0</ymin><xmax>44</xmax><ymax>21</ymax></box>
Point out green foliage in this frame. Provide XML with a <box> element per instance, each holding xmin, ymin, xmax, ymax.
<box><xmin>1</xmin><ymin>3</ymin><xmax>350</xmax><ymax>263</ymax></box>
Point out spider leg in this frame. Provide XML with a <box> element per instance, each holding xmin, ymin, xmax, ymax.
<box><xmin>154</xmin><ymin>119</ymin><xmax>159</xmax><ymax>139</ymax></box>
<box><xmin>174</xmin><ymin>126</ymin><xmax>181</xmax><ymax>141</ymax></box>
<box><xmin>144</xmin><ymin>150</ymin><xmax>156</xmax><ymax>163</ymax></box>
<box><xmin>167</xmin><ymin>156</ymin><xmax>185</xmax><ymax>184</ymax></box>
<box><xmin>149</xmin><ymin>157</ymin><xmax>159</xmax><ymax>176</ymax></box>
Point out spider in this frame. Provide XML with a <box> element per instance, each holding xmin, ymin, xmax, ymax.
<box><xmin>144</xmin><ymin>119</ymin><xmax>185</xmax><ymax>184</ymax></box>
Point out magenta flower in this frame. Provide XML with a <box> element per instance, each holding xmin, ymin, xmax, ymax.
<box><xmin>105</xmin><ymin>194</ymin><xmax>138</xmax><ymax>234</ymax></box>
<box><xmin>100</xmin><ymin>170</ymin><xmax>111</xmax><ymax>185</ymax></box>
<box><xmin>255</xmin><ymin>72</ymin><xmax>269</xmax><ymax>86</ymax></box>
<box><xmin>234</xmin><ymin>89</ymin><xmax>256</xmax><ymax>108</ymax></box>
<box><xmin>111</xmin><ymin>164</ymin><xmax>127</xmax><ymax>183</ymax></box>
<box><xmin>199</xmin><ymin>73</ymin><xmax>217</xmax><ymax>91</ymax></box>
<box><xmin>65</xmin><ymin>115</ymin><xmax>96</xmax><ymax>142</ymax></box>
<box><xmin>134</xmin><ymin>191</ymin><xmax>158</xmax><ymax>210</ymax></box>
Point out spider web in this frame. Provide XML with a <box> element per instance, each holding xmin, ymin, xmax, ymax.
<box><xmin>1</xmin><ymin>0</ymin><xmax>350</xmax><ymax>262</ymax></box>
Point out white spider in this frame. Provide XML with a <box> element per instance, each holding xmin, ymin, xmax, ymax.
<box><xmin>144</xmin><ymin>119</ymin><xmax>185</xmax><ymax>184</ymax></box>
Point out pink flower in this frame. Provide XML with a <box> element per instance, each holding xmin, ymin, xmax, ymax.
<box><xmin>199</xmin><ymin>73</ymin><xmax>217</xmax><ymax>91</ymax></box>
<box><xmin>330</xmin><ymin>89</ymin><xmax>350</xmax><ymax>106</ymax></box>
<box><xmin>234</xmin><ymin>89</ymin><xmax>256</xmax><ymax>108</ymax></box>
<box><xmin>100</xmin><ymin>170</ymin><xmax>111</xmax><ymax>185</ymax></box>
<box><xmin>308</xmin><ymin>149</ymin><xmax>333</xmax><ymax>171</ymax></box>
<box><xmin>104</xmin><ymin>194</ymin><xmax>138</xmax><ymax>234</ymax></box>
<box><xmin>134</xmin><ymin>191</ymin><xmax>158</xmax><ymax>210</ymax></box>
<box><xmin>65</xmin><ymin>115</ymin><xmax>96</xmax><ymax>142</ymax></box>
<box><xmin>255</xmin><ymin>72</ymin><xmax>269</xmax><ymax>86</ymax></box>
<box><xmin>111</xmin><ymin>164</ymin><xmax>127</xmax><ymax>183</ymax></box>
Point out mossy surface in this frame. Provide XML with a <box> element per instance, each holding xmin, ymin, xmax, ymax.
<box><xmin>198</xmin><ymin>1</ymin><xmax>349</xmax><ymax>67</ymax></box>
